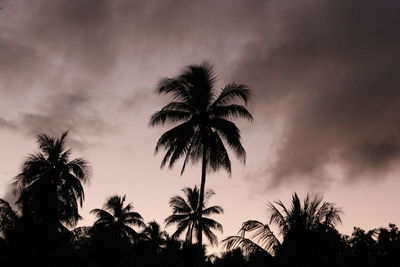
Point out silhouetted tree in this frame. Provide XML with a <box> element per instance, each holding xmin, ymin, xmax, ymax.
<box><xmin>91</xmin><ymin>194</ymin><xmax>145</xmax><ymax>243</ymax></box>
<box><xmin>150</xmin><ymin>62</ymin><xmax>252</xmax><ymax>247</ymax></box>
<box><xmin>6</xmin><ymin>132</ymin><xmax>90</xmax><ymax>266</ymax></box>
<box><xmin>13</xmin><ymin>131</ymin><xmax>90</xmax><ymax>239</ymax></box>
<box><xmin>89</xmin><ymin>195</ymin><xmax>145</xmax><ymax>266</ymax></box>
<box><xmin>341</xmin><ymin>226</ymin><xmax>381</xmax><ymax>266</ymax></box>
<box><xmin>165</xmin><ymin>186</ymin><xmax>223</xmax><ymax>246</ymax></box>
<box><xmin>141</xmin><ymin>220</ymin><xmax>168</xmax><ymax>252</ymax></box>
<box><xmin>224</xmin><ymin>193</ymin><xmax>344</xmax><ymax>267</ymax></box>
<box><xmin>376</xmin><ymin>224</ymin><xmax>400</xmax><ymax>265</ymax></box>
<box><xmin>134</xmin><ymin>221</ymin><xmax>169</xmax><ymax>266</ymax></box>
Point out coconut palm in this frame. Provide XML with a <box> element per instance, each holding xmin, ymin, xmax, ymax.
<box><xmin>13</xmin><ymin>131</ymin><xmax>90</xmax><ymax>235</ymax></box>
<box><xmin>165</xmin><ymin>186</ymin><xmax>223</xmax><ymax>246</ymax></box>
<box><xmin>141</xmin><ymin>221</ymin><xmax>168</xmax><ymax>247</ymax></box>
<box><xmin>223</xmin><ymin>193</ymin><xmax>343</xmax><ymax>257</ymax></box>
<box><xmin>150</xmin><ymin>62</ymin><xmax>252</xmax><ymax>246</ymax></box>
<box><xmin>91</xmin><ymin>195</ymin><xmax>145</xmax><ymax>243</ymax></box>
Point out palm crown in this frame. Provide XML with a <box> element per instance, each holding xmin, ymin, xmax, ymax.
<box><xmin>150</xmin><ymin>62</ymin><xmax>252</xmax><ymax>174</ymax></box>
<box><xmin>165</xmin><ymin>186</ymin><xmax>223</xmax><ymax>246</ymax></box>
<box><xmin>224</xmin><ymin>193</ymin><xmax>343</xmax><ymax>256</ymax></box>
<box><xmin>91</xmin><ymin>195</ymin><xmax>145</xmax><ymax>242</ymax></box>
<box><xmin>13</xmin><ymin>131</ymin><xmax>90</xmax><ymax>229</ymax></box>
<box><xmin>141</xmin><ymin>221</ymin><xmax>169</xmax><ymax>252</ymax></box>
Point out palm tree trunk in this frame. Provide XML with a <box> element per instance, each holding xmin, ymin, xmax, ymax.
<box><xmin>197</xmin><ymin>145</ymin><xmax>207</xmax><ymax>248</ymax></box>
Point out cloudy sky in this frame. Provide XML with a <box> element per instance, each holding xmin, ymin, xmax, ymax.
<box><xmin>1</xmin><ymin>0</ymin><xmax>400</xmax><ymax>251</ymax></box>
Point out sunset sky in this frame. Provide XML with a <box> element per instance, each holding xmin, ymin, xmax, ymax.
<box><xmin>1</xmin><ymin>0</ymin><xmax>400</xmax><ymax>252</ymax></box>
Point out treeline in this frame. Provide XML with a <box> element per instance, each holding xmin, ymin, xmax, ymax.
<box><xmin>0</xmin><ymin>133</ymin><xmax>399</xmax><ymax>267</ymax></box>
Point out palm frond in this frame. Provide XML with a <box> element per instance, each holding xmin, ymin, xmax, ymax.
<box><xmin>207</xmin><ymin>131</ymin><xmax>232</xmax><ymax>174</ymax></box>
<box><xmin>169</xmin><ymin>195</ymin><xmax>192</xmax><ymax>213</ymax></box>
<box><xmin>124</xmin><ymin>212</ymin><xmax>145</xmax><ymax>228</ymax></box>
<box><xmin>202</xmin><ymin>205</ymin><xmax>224</xmax><ymax>216</ymax></box>
<box><xmin>222</xmin><ymin>236</ymin><xmax>265</xmax><ymax>256</ymax></box>
<box><xmin>68</xmin><ymin>158</ymin><xmax>91</xmax><ymax>182</ymax></box>
<box><xmin>158</xmin><ymin>78</ymin><xmax>191</xmax><ymax>103</ymax></box>
<box><xmin>171</xmin><ymin>220</ymin><xmax>190</xmax><ymax>240</ymax></box>
<box><xmin>165</xmin><ymin>214</ymin><xmax>189</xmax><ymax>227</ymax></box>
<box><xmin>202</xmin><ymin>217</ymin><xmax>223</xmax><ymax>233</ymax></box>
<box><xmin>241</xmin><ymin>220</ymin><xmax>280</xmax><ymax>253</ymax></box>
<box><xmin>210</xmin><ymin>104</ymin><xmax>253</xmax><ymax>121</ymax></box>
<box><xmin>211</xmin><ymin>118</ymin><xmax>246</xmax><ymax>163</ymax></box>
<box><xmin>155</xmin><ymin>120</ymin><xmax>197</xmax><ymax>168</ymax></box>
<box><xmin>161</xmin><ymin>101</ymin><xmax>194</xmax><ymax>112</ymax></box>
<box><xmin>149</xmin><ymin>110</ymin><xmax>192</xmax><ymax>126</ymax></box>
<box><xmin>203</xmin><ymin>226</ymin><xmax>218</xmax><ymax>246</ymax></box>
<box><xmin>90</xmin><ymin>208</ymin><xmax>114</xmax><ymax>222</ymax></box>
<box><xmin>211</xmin><ymin>83</ymin><xmax>250</xmax><ymax>107</ymax></box>
<box><xmin>268</xmin><ymin>200</ymin><xmax>289</xmax><ymax>235</ymax></box>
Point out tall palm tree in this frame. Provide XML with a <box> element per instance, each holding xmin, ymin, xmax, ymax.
<box><xmin>165</xmin><ymin>186</ymin><xmax>223</xmax><ymax>246</ymax></box>
<box><xmin>150</xmin><ymin>62</ymin><xmax>252</xmax><ymax>246</ymax></box>
<box><xmin>91</xmin><ymin>195</ymin><xmax>145</xmax><ymax>243</ymax></box>
<box><xmin>223</xmin><ymin>193</ymin><xmax>343</xmax><ymax>257</ymax></box>
<box><xmin>13</xmin><ymin>131</ymin><xmax>90</xmax><ymax>236</ymax></box>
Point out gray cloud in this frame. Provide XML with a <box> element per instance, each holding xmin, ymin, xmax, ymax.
<box><xmin>0</xmin><ymin>0</ymin><xmax>124</xmax><ymax>147</ymax></box>
<box><xmin>232</xmin><ymin>0</ymin><xmax>400</xmax><ymax>186</ymax></box>
<box><xmin>16</xmin><ymin>89</ymin><xmax>110</xmax><ymax>150</ymax></box>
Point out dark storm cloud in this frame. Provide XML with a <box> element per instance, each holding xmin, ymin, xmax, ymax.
<box><xmin>232</xmin><ymin>0</ymin><xmax>400</xmax><ymax>186</ymax></box>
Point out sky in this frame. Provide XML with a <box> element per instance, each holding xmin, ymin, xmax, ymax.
<box><xmin>1</xmin><ymin>0</ymin><xmax>400</xmax><ymax>252</ymax></box>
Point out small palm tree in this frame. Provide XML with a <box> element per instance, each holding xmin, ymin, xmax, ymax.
<box><xmin>223</xmin><ymin>193</ymin><xmax>343</xmax><ymax>257</ymax></box>
<box><xmin>141</xmin><ymin>221</ymin><xmax>168</xmax><ymax>253</ymax></box>
<box><xmin>150</xmin><ymin>62</ymin><xmax>252</xmax><ymax>246</ymax></box>
<box><xmin>165</xmin><ymin>186</ymin><xmax>223</xmax><ymax>246</ymax></box>
<box><xmin>91</xmin><ymin>195</ymin><xmax>145</xmax><ymax>243</ymax></box>
<box><xmin>13</xmin><ymin>131</ymin><xmax>90</xmax><ymax>235</ymax></box>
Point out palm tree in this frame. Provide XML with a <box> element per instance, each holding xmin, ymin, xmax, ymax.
<box><xmin>12</xmin><ymin>131</ymin><xmax>90</xmax><ymax>236</ymax></box>
<box><xmin>150</xmin><ymin>62</ymin><xmax>252</xmax><ymax>246</ymax></box>
<box><xmin>91</xmin><ymin>195</ymin><xmax>145</xmax><ymax>243</ymax></box>
<box><xmin>141</xmin><ymin>221</ymin><xmax>168</xmax><ymax>252</ymax></box>
<box><xmin>223</xmin><ymin>193</ymin><xmax>343</xmax><ymax>259</ymax></box>
<box><xmin>165</xmin><ymin>186</ymin><xmax>223</xmax><ymax>246</ymax></box>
